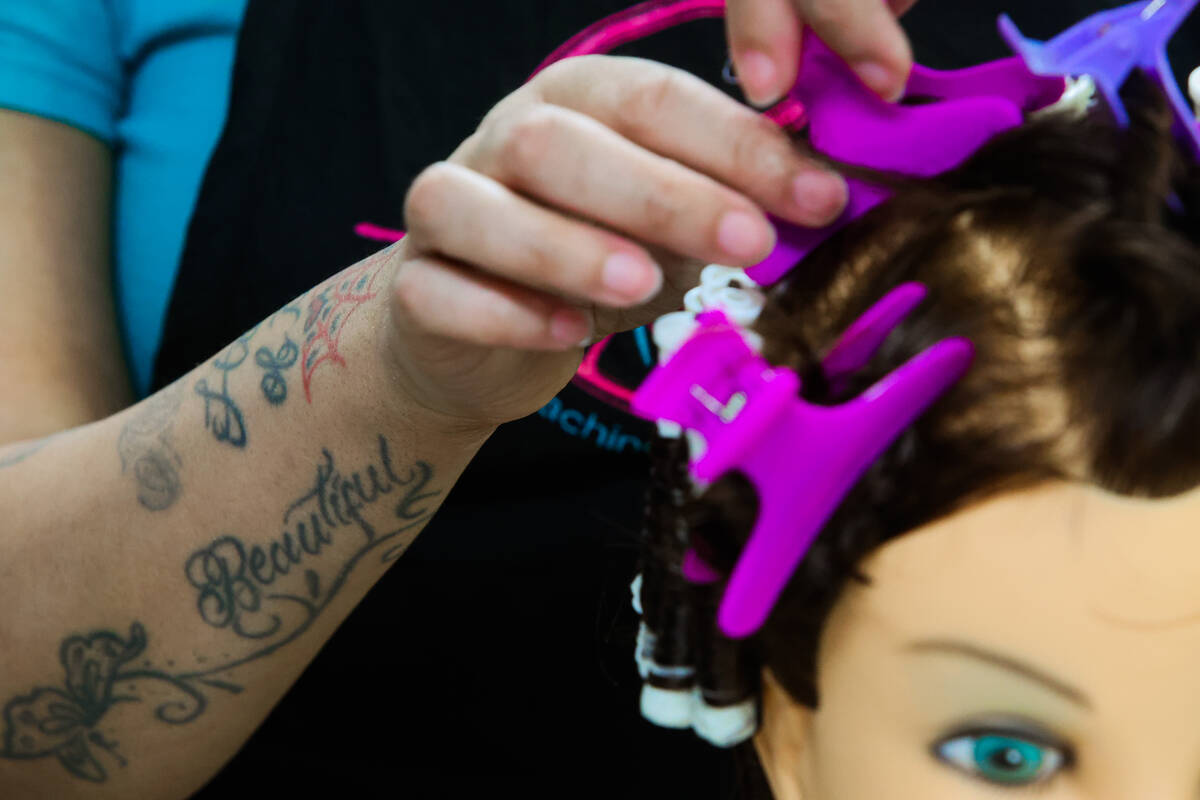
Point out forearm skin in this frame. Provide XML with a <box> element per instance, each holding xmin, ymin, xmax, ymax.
<box><xmin>0</xmin><ymin>249</ymin><xmax>495</xmax><ymax>799</ymax></box>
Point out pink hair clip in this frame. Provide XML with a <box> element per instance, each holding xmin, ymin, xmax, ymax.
<box><xmin>632</xmin><ymin>284</ymin><xmax>973</xmax><ymax>638</ymax></box>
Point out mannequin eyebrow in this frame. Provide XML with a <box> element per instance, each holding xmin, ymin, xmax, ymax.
<box><xmin>905</xmin><ymin>639</ymin><xmax>1092</xmax><ymax>709</ymax></box>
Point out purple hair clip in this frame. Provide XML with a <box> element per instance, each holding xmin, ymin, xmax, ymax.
<box><xmin>747</xmin><ymin>33</ymin><xmax>1066</xmax><ymax>285</ymax></box>
<box><xmin>632</xmin><ymin>284</ymin><xmax>973</xmax><ymax>638</ymax></box>
<box><xmin>1001</xmin><ymin>0</ymin><xmax>1200</xmax><ymax>160</ymax></box>
<box><xmin>750</xmin><ymin>0</ymin><xmax>1200</xmax><ymax>285</ymax></box>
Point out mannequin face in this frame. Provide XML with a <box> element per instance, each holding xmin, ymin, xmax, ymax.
<box><xmin>755</xmin><ymin>482</ymin><xmax>1200</xmax><ymax>800</ymax></box>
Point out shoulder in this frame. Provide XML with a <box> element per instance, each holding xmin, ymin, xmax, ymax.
<box><xmin>0</xmin><ymin>0</ymin><xmax>124</xmax><ymax>141</ymax></box>
<box><xmin>0</xmin><ymin>0</ymin><xmax>246</xmax><ymax>143</ymax></box>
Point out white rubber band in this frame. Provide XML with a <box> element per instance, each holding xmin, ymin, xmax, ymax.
<box><xmin>640</xmin><ymin>684</ymin><xmax>694</xmax><ymax>729</ymax></box>
<box><xmin>634</xmin><ymin>622</ymin><xmax>656</xmax><ymax>680</ymax></box>
<box><xmin>1191</xmin><ymin>66</ymin><xmax>1200</xmax><ymax>117</ymax></box>
<box><xmin>634</xmin><ymin>623</ymin><xmax>696</xmax><ymax>681</ymax></box>
<box><xmin>656</xmin><ymin>419</ymin><xmax>684</xmax><ymax>439</ymax></box>
<box><xmin>647</xmin><ymin>661</ymin><xmax>696</xmax><ymax>680</ymax></box>
<box><xmin>683</xmin><ymin>265</ymin><xmax>767</xmax><ymax>328</ymax></box>
<box><xmin>652</xmin><ymin>311</ymin><xmax>700</xmax><ymax>363</ymax></box>
<box><xmin>1032</xmin><ymin>74</ymin><xmax>1096</xmax><ymax>120</ymax></box>
<box><xmin>690</xmin><ymin>691</ymin><xmax>758</xmax><ymax>748</ymax></box>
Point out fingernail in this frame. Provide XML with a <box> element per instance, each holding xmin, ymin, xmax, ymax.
<box><xmin>602</xmin><ymin>253</ymin><xmax>662</xmax><ymax>303</ymax></box>
<box><xmin>718</xmin><ymin>211</ymin><xmax>773</xmax><ymax>260</ymax></box>
<box><xmin>854</xmin><ymin>61</ymin><xmax>903</xmax><ymax>102</ymax></box>
<box><xmin>550</xmin><ymin>308</ymin><xmax>592</xmax><ymax>347</ymax></box>
<box><xmin>792</xmin><ymin>171</ymin><xmax>848</xmax><ymax>226</ymax></box>
<box><xmin>738</xmin><ymin>50</ymin><xmax>780</xmax><ymax>106</ymax></box>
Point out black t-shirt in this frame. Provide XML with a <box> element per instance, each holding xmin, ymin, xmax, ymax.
<box><xmin>154</xmin><ymin>2</ymin><xmax>1199</xmax><ymax>797</ymax></box>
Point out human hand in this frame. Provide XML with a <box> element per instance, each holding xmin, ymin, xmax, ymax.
<box><xmin>726</xmin><ymin>0</ymin><xmax>919</xmax><ymax>106</ymax></box>
<box><xmin>384</xmin><ymin>55</ymin><xmax>848</xmax><ymax>431</ymax></box>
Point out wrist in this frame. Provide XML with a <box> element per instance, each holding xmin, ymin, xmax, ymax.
<box><xmin>365</xmin><ymin>284</ymin><xmax>498</xmax><ymax>448</ymax></box>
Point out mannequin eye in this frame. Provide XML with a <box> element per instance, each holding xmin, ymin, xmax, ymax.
<box><xmin>935</xmin><ymin>730</ymin><xmax>1069</xmax><ymax>788</ymax></box>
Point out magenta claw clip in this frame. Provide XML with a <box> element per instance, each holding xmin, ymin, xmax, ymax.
<box><xmin>746</xmin><ymin>33</ymin><xmax>1065</xmax><ymax>286</ymax></box>
<box><xmin>821</xmin><ymin>282</ymin><xmax>928</xmax><ymax>392</ymax></box>
<box><xmin>632</xmin><ymin>285</ymin><xmax>973</xmax><ymax>638</ymax></box>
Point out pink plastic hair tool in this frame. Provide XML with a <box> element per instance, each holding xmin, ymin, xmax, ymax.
<box><xmin>632</xmin><ymin>284</ymin><xmax>973</xmax><ymax>638</ymax></box>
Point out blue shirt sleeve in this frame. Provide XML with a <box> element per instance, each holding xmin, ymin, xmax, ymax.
<box><xmin>0</xmin><ymin>0</ymin><xmax>123</xmax><ymax>142</ymax></box>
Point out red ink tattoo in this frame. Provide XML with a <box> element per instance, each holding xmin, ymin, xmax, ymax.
<box><xmin>301</xmin><ymin>255</ymin><xmax>386</xmax><ymax>403</ymax></box>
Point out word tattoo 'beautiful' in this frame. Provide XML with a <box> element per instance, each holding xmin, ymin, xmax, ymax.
<box><xmin>185</xmin><ymin>436</ymin><xmax>437</xmax><ymax>640</ymax></box>
<box><xmin>117</xmin><ymin>383</ymin><xmax>185</xmax><ymax>510</ymax></box>
<box><xmin>0</xmin><ymin>435</ymin><xmax>434</xmax><ymax>785</ymax></box>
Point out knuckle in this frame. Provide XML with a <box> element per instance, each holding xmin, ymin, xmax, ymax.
<box><xmin>729</xmin><ymin>121</ymin><xmax>770</xmax><ymax>177</ymax></box>
<box><xmin>802</xmin><ymin>0</ymin><xmax>843</xmax><ymax>33</ymax></box>
<box><xmin>528</xmin><ymin>57</ymin><xmax>576</xmax><ymax>90</ymax></box>
<box><xmin>403</xmin><ymin>162</ymin><xmax>456</xmax><ymax>231</ymax></box>
<box><xmin>498</xmin><ymin>106</ymin><xmax>563</xmax><ymax>177</ymax></box>
<box><xmin>730</xmin><ymin>117</ymin><xmax>791</xmax><ymax>192</ymax></box>
<box><xmin>528</xmin><ymin>55</ymin><xmax>603</xmax><ymax>97</ymax></box>
<box><xmin>618</xmin><ymin>71</ymin><xmax>681</xmax><ymax>137</ymax></box>
<box><xmin>476</xmin><ymin>298</ymin><xmax>528</xmax><ymax>343</ymax></box>
<box><xmin>390</xmin><ymin>262</ymin><xmax>428</xmax><ymax>319</ymax></box>
<box><xmin>639</xmin><ymin>180</ymin><xmax>687</xmax><ymax>234</ymax></box>
<box><xmin>523</xmin><ymin>237</ymin><xmax>566</xmax><ymax>287</ymax></box>
<box><xmin>448</xmin><ymin>129</ymin><xmax>486</xmax><ymax>166</ymax></box>
<box><xmin>475</xmin><ymin>92</ymin><xmax>525</xmax><ymax>143</ymax></box>
<box><xmin>481</xmin><ymin>91</ymin><xmax>524</xmax><ymax>125</ymax></box>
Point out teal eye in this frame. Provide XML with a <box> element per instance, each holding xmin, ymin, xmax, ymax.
<box><xmin>937</xmin><ymin>732</ymin><xmax>1066</xmax><ymax>787</ymax></box>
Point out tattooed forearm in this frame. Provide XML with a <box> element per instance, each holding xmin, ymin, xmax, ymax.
<box><xmin>0</xmin><ymin>435</ymin><xmax>440</xmax><ymax>785</ymax></box>
<box><xmin>117</xmin><ymin>384</ymin><xmax>185</xmax><ymax>511</ymax></box>
<box><xmin>194</xmin><ymin>314</ymin><xmax>299</xmax><ymax>448</ymax></box>
<box><xmin>0</xmin><ymin>622</ymin><xmax>241</xmax><ymax>783</ymax></box>
<box><xmin>185</xmin><ymin>435</ymin><xmax>437</xmax><ymax>645</ymax></box>
<box><xmin>190</xmin><ymin>254</ymin><xmax>388</xmax><ymax>452</ymax></box>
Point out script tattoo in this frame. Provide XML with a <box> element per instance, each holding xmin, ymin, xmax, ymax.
<box><xmin>0</xmin><ymin>436</ymin><xmax>438</xmax><ymax>784</ymax></box>
<box><xmin>117</xmin><ymin>383</ymin><xmax>185</xmax><ymax>510</ymax></box>
<box><xmin>0</xmin><ymin>623</ymin><xmax>241</xmax><ymax>782</ymax></box>
<box><xmin>194</xmin><ymin>334</ymin><xmax>250</xmax><ymax>448</ymax></box>
<box><xmin>193</xmin><ymin>305</ymin><xmax>301</xmax><ymax>448</ymax></box>
<box><xmin>185</xmin><ymin>436</ymin><xmax>437</xmax><ymax>641</ymax></box>
<box><xmin>190</xmin><ymin>252</ymin><xmax>388</xmax><ymax>442</ymax></box>
<box><xmin>255</xmin><ymin>336</ymin><xmax>300</xmax><ymax>405</ymax></box>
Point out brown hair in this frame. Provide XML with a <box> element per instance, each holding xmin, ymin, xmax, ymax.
<box><xmin>636</xmin><ymin>74</ymin><xmax>1200</xmax><ymax>796</ymax></box>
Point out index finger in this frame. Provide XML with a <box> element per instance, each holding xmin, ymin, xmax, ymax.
<box><xmin>727</xmin><ymin>0</ymin><xmax>916</xmax><ymax>106</ymax></box>
<box><xmin>529</xmin><ymin>56</ymin><xmax>847</xmax><ymax>230</ymax></box>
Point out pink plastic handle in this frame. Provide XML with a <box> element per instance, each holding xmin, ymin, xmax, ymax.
<box><xmin>529</xmin><ymin>0</ymin><xmax>726</xmax><ymax>79</ymax></box>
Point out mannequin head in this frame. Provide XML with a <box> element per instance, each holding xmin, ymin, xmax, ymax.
<box><xmin>754</xmin><ymin>482</ymin><xmax>1200</xmax><ymax>799</ymax></box>
<box><xmin>637</xmin><ymin>73</ymin><xmax>1200</xmax><ymax>797</ymax></box>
